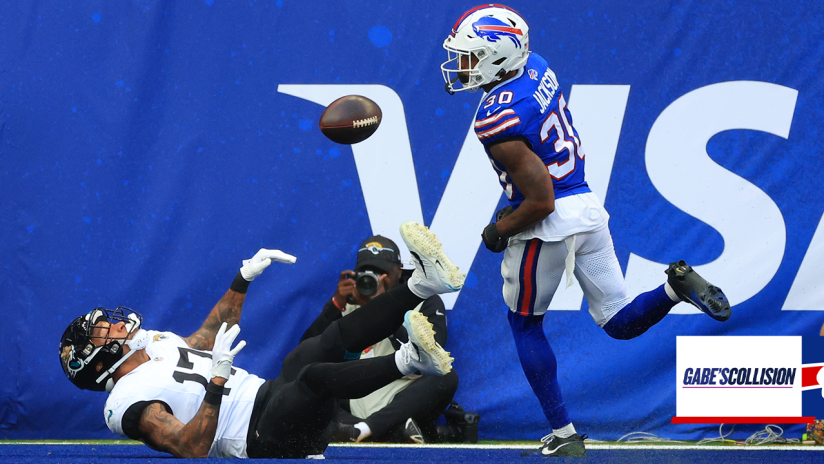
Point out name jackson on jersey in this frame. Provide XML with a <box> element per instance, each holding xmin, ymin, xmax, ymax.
<box><xmin>532</xmin><ymin>65</ymin><xmax>560</xmax><ymax>115</ymax></box>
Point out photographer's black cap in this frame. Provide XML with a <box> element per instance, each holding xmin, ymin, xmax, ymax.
<box><xmin>355</xmin><ymin>235</ymin><xmax>401</xmax><ymax>273</ymax></box>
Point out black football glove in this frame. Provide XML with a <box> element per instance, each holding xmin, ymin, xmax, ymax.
<box><xmin>482</xmin><ymin>223</ymin><xmax>508</xmax><ymax>253</ymax></box>
<box><xmin>482</xmin><ymin>205</ymin><xmax>515</xmax><ymax>253</ymax></box>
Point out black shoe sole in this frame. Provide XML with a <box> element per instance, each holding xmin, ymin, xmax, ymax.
<box><xmin>666</xmin><ymin>260</ymin><xmax>731</xmax><ymax>322</ymax></box>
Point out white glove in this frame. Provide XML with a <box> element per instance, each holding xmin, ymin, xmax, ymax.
<box><xmin>240</xmin><ymin>248</ymin><xmax>297</xmax><ymax>281</ymax></box>
<box><xmin>210</xmin><ymin>322</ymin><xmax>246</xmax><ymax>380</ymax></box>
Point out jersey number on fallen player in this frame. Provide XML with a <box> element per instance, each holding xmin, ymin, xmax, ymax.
<box><xmin>173</xmin><ymin>347</ymin><xmax>234</xmax><ymax>396</ymax></box>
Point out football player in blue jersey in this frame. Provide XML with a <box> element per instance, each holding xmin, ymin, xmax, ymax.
<box><xmin>441</xmin><ymin>4</ymin><xmax>731</xmax><ymax>457</ymax></box>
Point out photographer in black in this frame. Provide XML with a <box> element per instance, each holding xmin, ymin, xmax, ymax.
<box><xmin>300</xmin><ymin>235</ymin><xmax>460</xmax><ymax>443</ymax></box>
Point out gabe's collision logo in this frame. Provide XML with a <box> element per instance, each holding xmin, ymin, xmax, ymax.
<box><xmin>682</xmin><ymin>367</ymin><xmax>796</xmax><ymax>386</ymax></box>
<box><xmin>675</xmin><ymin>337</ymin><xmax>817</xmax><ymax>422</ymax></box>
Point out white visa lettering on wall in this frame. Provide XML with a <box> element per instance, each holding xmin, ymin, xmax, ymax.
<box><xmin>279</xmin><ymin>81</ymin><xmax>823</xmax><ymax>312</ymax></box>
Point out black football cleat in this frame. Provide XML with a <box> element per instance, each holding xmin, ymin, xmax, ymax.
<box><xmin>665</xmin><ymin>260</ymin><xmax>731</xmax><ymax>321</ymax></box>
<box><xmin>522</xmin><ymin>433</ymin><xmax>586</xmax><ymax>457</ymax></box>
<box><xmin>401</xmin><ymin>418</ymin><xmax>426</xmax><ymax>444</ymax></box>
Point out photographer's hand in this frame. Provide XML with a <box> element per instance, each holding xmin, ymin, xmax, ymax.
<box><xmin>374</xmin><ymin>273</ymin><xmax>391</xmax><ymax>298</ymax></box>
<box><xmin>333</xmin><ymin>270</ymin><xmax>360</xmax><ymax>310</ymax></box>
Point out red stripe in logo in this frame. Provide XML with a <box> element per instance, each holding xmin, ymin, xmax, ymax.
<box><xmin>801</xmin><ymin>365</ymin><xmax>823</xmax><ymax>388</ymax></box>
<box><xmin>476</xmin><ymin>25</ymin><xmax>523</xmax><ymax>35</ymax></box>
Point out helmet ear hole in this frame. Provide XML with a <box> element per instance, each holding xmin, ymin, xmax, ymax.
<box><xmin>492</xmin><ymin>57</ymin><xmax>506</xmax><ymax>66</ymax></box>
<box><xmin>95</xmin><ymin>361</ymin><xmax>104</xmax><ymax>373</ymax></box>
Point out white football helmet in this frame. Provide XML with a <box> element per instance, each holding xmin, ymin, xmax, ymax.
<box><xmin>441</xmin><ymin>4</ymin><xmax>530</xmax><ymax>94</ymax></box>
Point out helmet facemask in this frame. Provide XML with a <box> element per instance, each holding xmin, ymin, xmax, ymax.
<box><xmin>441</xmin><ymin>46</ymin><xmax>495</xmax><ymax>94</ymax></box>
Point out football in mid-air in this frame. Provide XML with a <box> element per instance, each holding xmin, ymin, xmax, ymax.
<box><xmin>319</xmin><ymin>95</ymin><xmax>382</xmax><ymax>145</ymax></box>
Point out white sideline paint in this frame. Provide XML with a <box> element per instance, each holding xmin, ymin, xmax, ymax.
<box><xmin>328</xmin><ymin>443</ymin><xmax>822</xmax><ymax>451</ymax></box>
<box><xmin>2</xmin><ymin>441</ymin><xmax>819</xmax><ymax>451</ymax></box>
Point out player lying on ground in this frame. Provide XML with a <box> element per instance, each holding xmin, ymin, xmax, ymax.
<box><xmin>59</xmin><ymin>222</ymin><xmax>465</xmax><ymax>459</ymax></box>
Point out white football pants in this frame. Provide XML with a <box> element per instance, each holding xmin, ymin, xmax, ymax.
<box><xmin>501</xmin><ymin>226</ymin><xmax>632</xmax><ymax>326</ymax></box>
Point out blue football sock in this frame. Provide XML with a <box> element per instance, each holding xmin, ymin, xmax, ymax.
<box><xmin>508</xmin><ymin>311</ymin><xmax>571</xmax><ymax>430</ymax></box>
<box><xmin>602</xmin><ymin>284</ymin><xmax>677</xmax><ymax>340</ymax></box>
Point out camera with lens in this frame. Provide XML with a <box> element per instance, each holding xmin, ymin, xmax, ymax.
<box><xmin>353</xmin><ymin>270</ymin><xmax>382</xmax><ymax>296</ymax></box>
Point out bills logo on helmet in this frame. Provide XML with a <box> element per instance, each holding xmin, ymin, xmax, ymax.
<box><xmin>472</xmin><ymin>17</ymin><xmax>523</xmax><ymax>47</ymax></box>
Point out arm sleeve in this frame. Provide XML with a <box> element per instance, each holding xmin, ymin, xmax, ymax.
<box><xmin>474</xmin><ymin>103</ymin><xmax>525</xmax><ymax>146</ymax></box>
<box><xmin>121</xmin><ymin>401</ymin><xmax>172</xmax><ymax>441</ymax></box>
<box><xmin>487</xmin><ymin>135</ymin><xmax>533</xmax><ymax>151</ymax></box>
<box><xmin>299</xmin><ymin>298</ymin><xmax>343</xmax><ymax>342</ymax></box>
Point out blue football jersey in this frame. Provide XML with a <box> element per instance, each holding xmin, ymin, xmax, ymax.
<box><xmin>473</xmin><ymin>52</ymin><xmax>590</xmax><ymax>208</ymax></box>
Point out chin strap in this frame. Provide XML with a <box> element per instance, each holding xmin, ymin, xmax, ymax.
<box><xmin>445</xmin><ymin>76</ymin><xmax>459</xmax><ymax>95</ymax></box>
<box><xmin>125</xmin><ymin>328</ymin><xmax>150</xmax><ymax>351</ymax></box>
<box><xmin>96</xmin><ymin>329</ymin><xmax>150</xmax><ymax>389</ymax></box>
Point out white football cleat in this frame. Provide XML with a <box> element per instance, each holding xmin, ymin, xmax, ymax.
<box><xmin>396</xmin><ymin>311</ymin><xmax>453</xmax><ymax>376</ymax></box>
<box><xmin>400</xmin><ymin>221</ymin><xmax>465</xmax><ymax>299</ymax></box>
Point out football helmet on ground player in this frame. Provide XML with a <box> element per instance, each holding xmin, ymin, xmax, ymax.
<box><xmin>59</xmin><ymin>307</ymin><xmax>143</xmax><ymax>392</ymax></box>
<box><xmin>442</xmin><ymin>4</ymin><xmax>530</xmax><ymax>94</ymax></box>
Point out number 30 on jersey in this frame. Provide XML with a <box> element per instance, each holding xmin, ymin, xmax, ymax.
<box><xmin>540</xmin><ymin>94</ymin><xmax>584</xmax><ymax>180</ymax></box>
